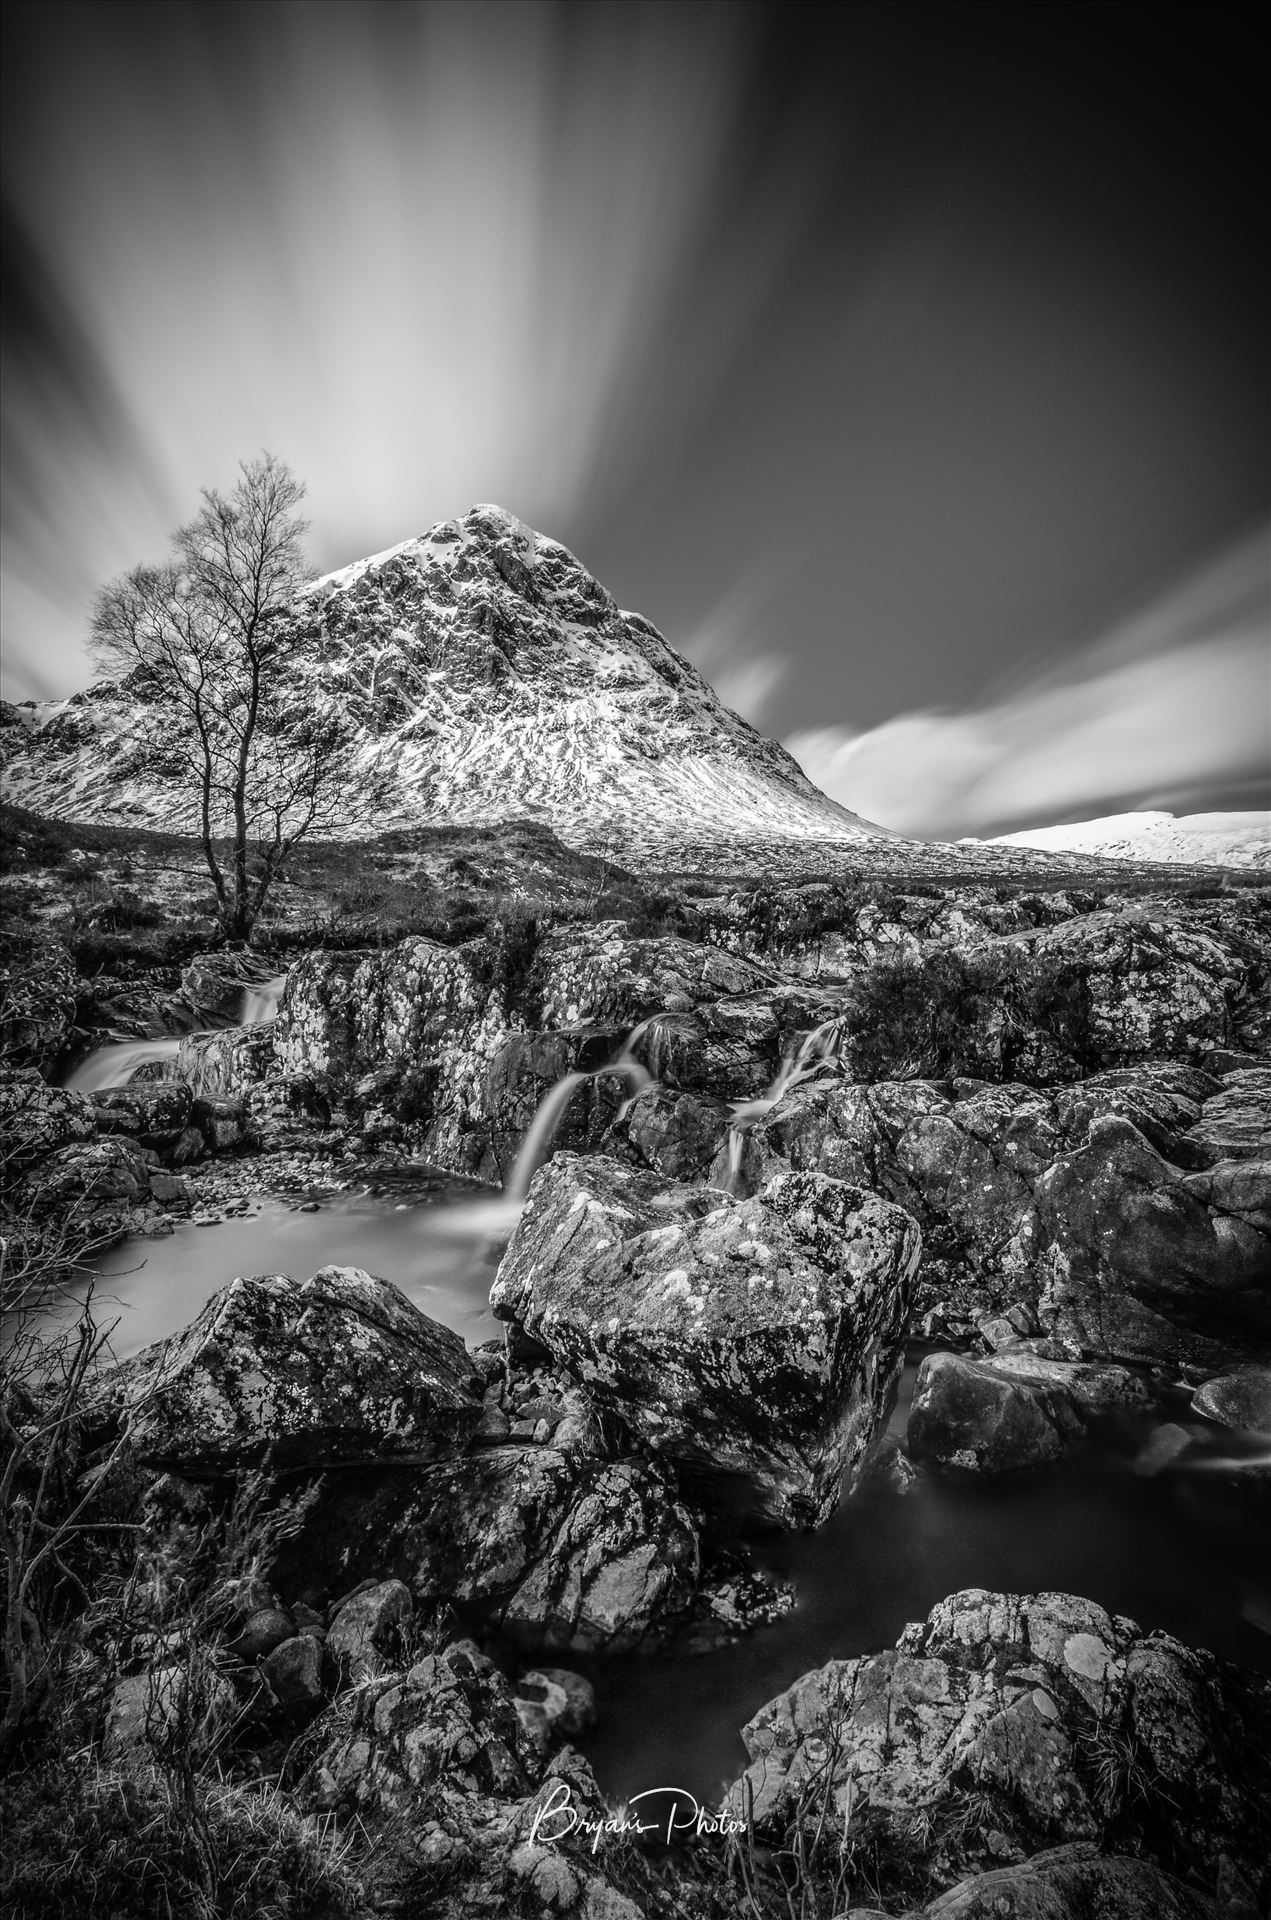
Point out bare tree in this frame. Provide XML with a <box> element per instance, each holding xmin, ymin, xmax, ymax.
<box><xmin>91</xmin><ymin>453</ymin><xmax>356</xmax><ymax>942</ymax></box>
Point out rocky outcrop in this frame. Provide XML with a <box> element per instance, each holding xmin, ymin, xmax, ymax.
<box><xmin>491</xmin><ymin>1154</ymin><xmax>920</xmax><ymax>1528</ymax></box>
<box><xmin>726</xmin><ymin>1062</ymin><xmax>1271</xmax><ymax>1366</ymax></box>
<box><xmin>94</xmin><ymin>1266</ymin><xmax>482</xmax><ymax>1474</ymax></box>
<box><xmin>274</xmin><ymin>936</ymin><xmax>512</xmax><ymax>1170</ymax></box>
<box><xmin>726</xmin><ymin>1589</ymin><xmax>1271</xmax><ymax>1912</ymax></box>
<box><xmin>528</xmin><ymin>921</ymin><xmax>775</xmax><ymax>1030</ymax></box>
<box><xmin>15</xmin><ymin>1135</ymin><xmax>191</xmax><ymax>1239</ymax></box>
<box><xmin>267</xmin><ymin>1445</ymin><xmax>699</xmax><ymax>1653</ymax></box>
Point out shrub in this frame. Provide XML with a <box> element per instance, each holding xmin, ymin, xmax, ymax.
<box><xmin>844</xmin><ymin>942</ymin><xmax>1097</xmax><ymax>1084</ymax></box>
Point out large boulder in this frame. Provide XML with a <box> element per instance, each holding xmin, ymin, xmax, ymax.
<box><xmin>726</xmin><ymin>1589</ymin><xmax>1271</xmax><ymax>1912</ymax></box>
<box><xmin>90</xmin><ymin>1078</ymin><xmax>194</xmax><ymax>1158</ymax></box>
<box><xmin>1029</xmin><ymin>1116</ymin><xmax>1271</xmax><ymax>1368</ymax></box>
<box><xmin>998</xmin><ymin>908</ymin><xmax>1251</xmax><ymax>1067</ymax></box>
<box><xmin>490</xmin><ymin>1155</ymin><xmax>920</xmax><ymax>1528</ymax></box>
<box><xmin>94</xmin><ymin>1266</ymin><xmax>482</xmax><ymax>1474</ymax></box>
<box><xmin>907</xmin><ymin>1349</ymin><xmax>1146</xmax><ymax>1474</ymax></box>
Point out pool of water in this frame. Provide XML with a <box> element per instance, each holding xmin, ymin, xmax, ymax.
<box><xmin>82</xmin><ymin>1189</ymin><xmax>511</xmax><ymax>1357</ymax></box>
<box><xmin>69</xmin><ymin>1198</ymin><xmax>1271</xmax><ymax>1814</ymax></box>
<box><xmin>579</xmin><ymin>1367</ymin><xmax>1271</xmax><ymax>1806</ymax></box>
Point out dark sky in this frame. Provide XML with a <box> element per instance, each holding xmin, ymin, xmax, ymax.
<box><xmin>3</xmin><ymin>0</ymin><xmax>1267</xmax><ymax>833</ymax></box>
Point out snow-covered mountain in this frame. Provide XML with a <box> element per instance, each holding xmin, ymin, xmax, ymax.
<box><xmin>982</xmin><ymin>811</ymin><xmax>1270</xmax><ymax>869</ymax></box>
<box><xmin>1</xmin><ymin>504</ymin><xmax>883</xmax><ymax>861</ymax></box>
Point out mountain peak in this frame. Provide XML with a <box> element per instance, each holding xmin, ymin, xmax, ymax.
<box><xmin>2</xmin><ymin>510</ymin><xmax>887</xmax><ymax>864</ymax></box>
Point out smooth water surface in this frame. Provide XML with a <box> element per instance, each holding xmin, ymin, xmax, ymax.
<box><xmin>580</xmin><ymin>1368</ymin><xmax>1271</xmax><ymax>1805</ymax></box>
<box><xmin>84</xmin><ymin>1190</ymin><xmax>509</xmax><ymax>1356</ymax></box>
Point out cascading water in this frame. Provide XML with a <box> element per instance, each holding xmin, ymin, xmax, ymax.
<box><xmin>723</xmin><ymin>1015</ymin><xmax>845</xmax><ymax>1193</ymax></box>
<box><xmin>64</xmin><ymin>972</ymin><xmax>289</xmax><ymax>1094</ymax></box>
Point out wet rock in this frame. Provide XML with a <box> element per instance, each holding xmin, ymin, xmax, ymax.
<box><xmin>908</xmin><ymin>1352</ymin><xmax>1087</xmax><ymax>1473</ymax></box>
<box><xmin>512</xmin><ymin>1667</ymin><xmax>597</xmax><ymax>1754</ymax></box>
<box><xmin>491</xmin><ymin>1154</ymin><xmax>921</xmax><ymax>1528</ymax></box>
<box><xmin>327</xmin><ymin>1578</ymin><xmax>412</xmax><ymax>1683</ymax></box>
<box><xmin>603</xmin><ymin>1083</ymin><xmax>733</xmax><ymax>1183</ymax></box>
<box><xmin>725</xmin><ymin>1589</ymin><xmax>1271</xmax><ymax>1910</ymax></box>
<box><xmin>482</xmin><ymin>1025</ymin><xmax>629</xmax><ymax>1181</ymax></box>
<box><xmin>1031</xmin><ymin>1117</ymin><xmax>1271</xmax><ymax>1368</ymax></box>
<box><xmin>94</xmin><ymin>1265</ymin><xmax>481</xmax><ymax>1474</ymax></box>
<box><xmin>1192</xmin><ymin>1366</ymin><xmax>1271</xmax><ymax>1434</ymax></box>
<box><xmin>177</xmin><ymin>1024</ymin><xmax>275</xmax><ymax>1101</ymax></box>
<box><xmin>906</xmin><ymin>1843</ymin><xmax>1218</xmax><ymax>1919</ymax></box>
<box><xmin>0</xmin><ymin>1068</ymin><xmax>95</xmax><ymax>1170</ymax></box>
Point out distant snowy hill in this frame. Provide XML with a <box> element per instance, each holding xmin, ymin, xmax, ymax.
<box><xmin>981</xmin><ymin>810</ymin><xmax>1270</xmax><ymax>868</ymax></box>
<box><xmin>1</xmin><ymin>504</ymin><xmax>883</xmax><ymax>862</ymax></box>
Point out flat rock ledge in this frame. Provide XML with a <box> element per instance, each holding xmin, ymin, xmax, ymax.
<box><xmin>490</xmin><ymin>1153</ymin><xmax>921</xmax><ymax>1528</ymax></box>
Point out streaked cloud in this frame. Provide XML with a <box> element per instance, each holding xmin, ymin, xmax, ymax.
<box><xmin>787</xmin><ymin>528</ymin><xmax>1270</xmax><ymax>837</ymax></box>
<box><xmin>678</xmin><ymin>569</ymin><xmax>789</xmax><ymax>724</ymax></box>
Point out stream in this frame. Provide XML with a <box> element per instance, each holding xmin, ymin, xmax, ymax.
<box><xmin>61</xmin><ymin>1001</ymin><xmax>1271</xmax><ymax>1809</ymax></box>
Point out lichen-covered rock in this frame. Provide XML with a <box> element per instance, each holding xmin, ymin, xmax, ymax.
<box><xmin>1001</xmin><ymin>909</ymin><xmax>1249</xmax><ymax>1066</ymax></box>
<box><xmin>907</xmin><ymin>1350</ymin><xmax>1144</xmax><ymax>1474</ymax></box>
<box><xmin>0</xmin><ymin>1068</ymin><xmax>95</xmax><ymax>1171</ymax></box>
<box><xmin>726</xmin><ymin>1589</ymin><xmax>1271</xmax><ymax>1910</ymax></box>
<box><xmin>17</xmin><ymin>1135</ymin><xmax>156</xmax><ymax>1223</ymax></box>
<box><xmin>94</xmin><ymin>1266</ymin><xmax>481</xmax><ymax>1474</ymax></box>
<box><xmin>274</xmin><ymin>936</ymin><xmax>512</xmax><ymax>1171</ymax></box>
<box><xmin>491</xmin><ymin>1154</ymin><xmax>920</xmax><ymax>1528</ymax></box>
<box><xmin>176</xmin><ymin>1023</ymin><xmax>274</xmax><ymax>1101</ymax></box>
<box><xmin>529</xmin><ymin>921</ymin><xmax>775</xmax><ymax>1030</ymax></box>
<box><xmin>90</xmin><ymin>1078</ymin><xmax>194</xmax><ymax>1157</ymax></box>
<box><xmin>308</xmin><ymin>1638</ymin><xmax>533</xmax><ymax>1814</ymax></box>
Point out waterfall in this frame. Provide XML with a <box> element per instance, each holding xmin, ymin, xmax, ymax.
<box><xmin>503</xmin><ymin>1018</ymin><xmax>663</xmax><ymax>1204</ymax></box>
<box><xmin>722</xmin><ymin>1016</ymin><xmax>845</xmax><ymax>1193</ymax></box>
<box><xmin>65</xmin><ymin>968</ymin><xmax>289</xmax><ymax>1094</ymax></box>
<box><xmin>238</xmin><ymin>974</ymin><xmax>287</xmax><ymax>1025</ymax></box>
<box><xmin>66</xmin><ymin>1036</ymin><xmax>185</xmax><ymax>1095</ymax></box>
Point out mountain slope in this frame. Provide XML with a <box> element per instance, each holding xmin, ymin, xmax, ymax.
<box><xmin>1</xmin><ymin>504</ymin><xmax>882</xmax><ymax>859</ymax></box>
<box><xmin>983</xmin><ymin>810</ymin><xmax>1270</xmax><ymax>869</ymax></box>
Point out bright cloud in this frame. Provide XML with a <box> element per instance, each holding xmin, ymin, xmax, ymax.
<box><xmin>787</xmin><ymin>528</ymin><xmax>1270</xmax><ymax>837</ymax></box>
